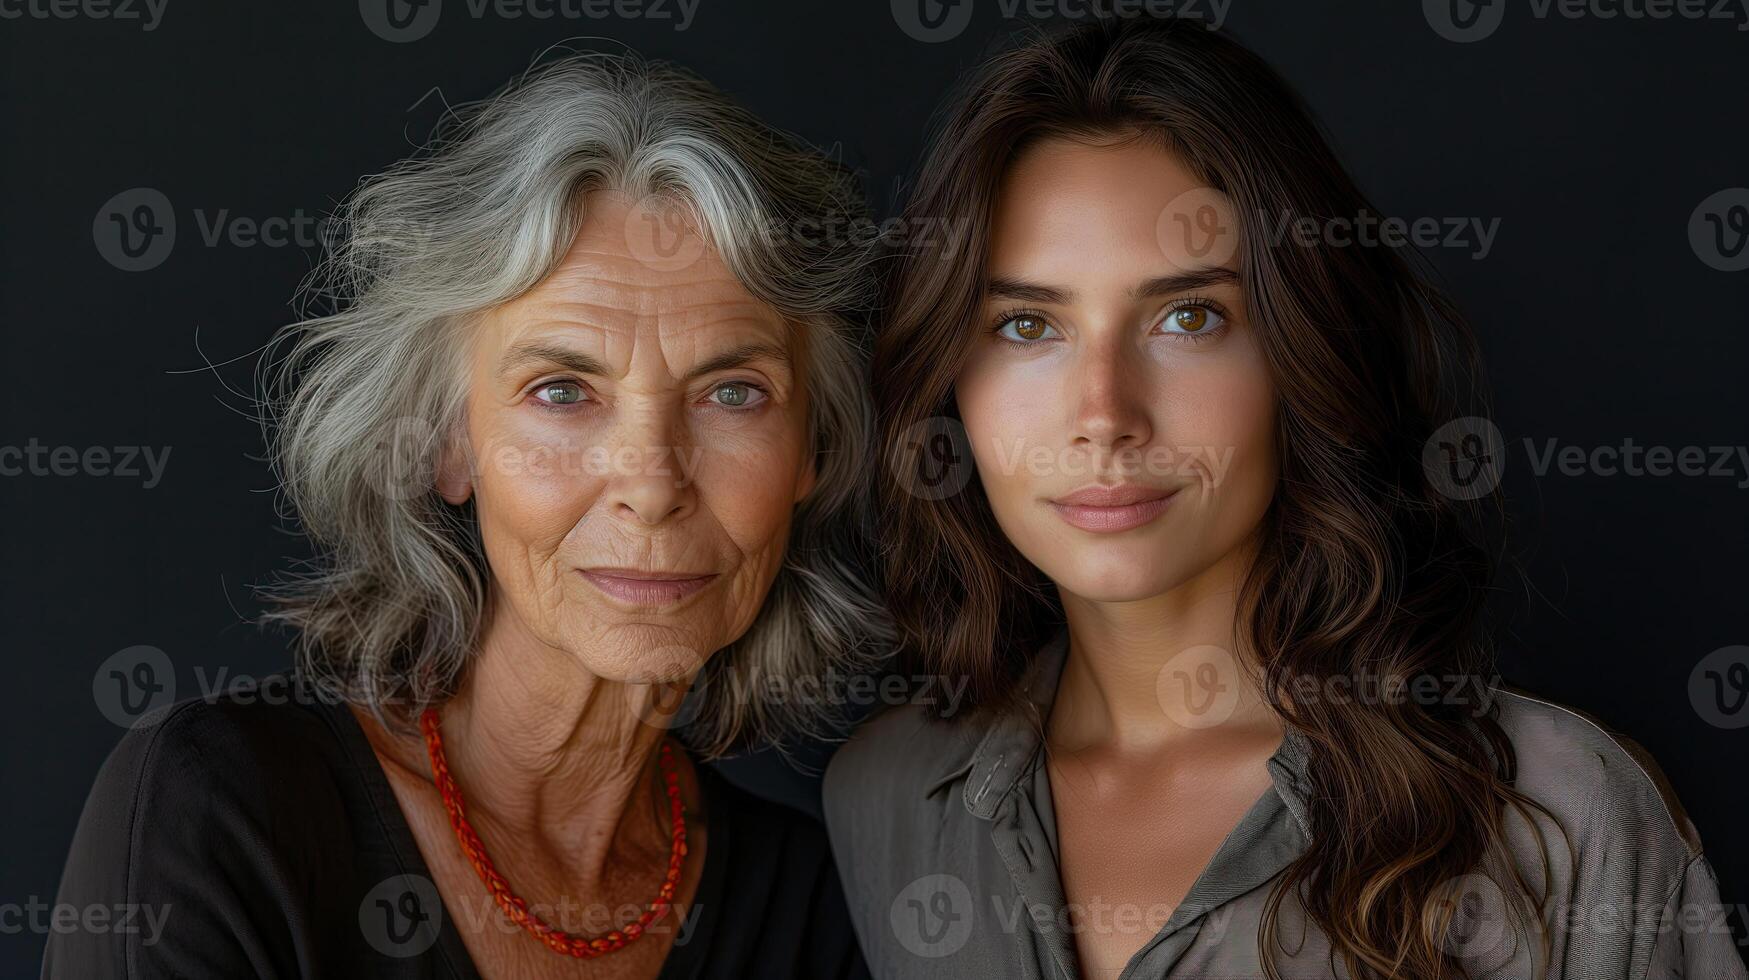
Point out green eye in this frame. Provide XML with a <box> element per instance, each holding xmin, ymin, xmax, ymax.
<box><xmin>709</xmin><ymin>382</ymin><xmax>764</xmax><ymax>408</ymax></box>
<box><xmin>538</xmin><ymin>382</ymin><xmax>585</xmax><ymax>405</ymax></box>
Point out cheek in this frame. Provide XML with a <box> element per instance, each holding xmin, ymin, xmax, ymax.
<box><xmin>688</xmin><ymin>424</ymin><xmax>807</xmax><ymax>640</ymax></box>
<box><xmin>689</xmin><ymin>415</ymin><xmax>809</xmax><ymax>560</ymax></box>
<box><xmin>1153</xmin><ymin>351</ymin><xmax>1277</xmax><ymax>519</ymax></box>
<box><xmin>956</xmin><ymin>352</ymin><xmax>1048</xmax><ymax>506</ymax></box>
<box><xmin>469</xmin><ymin>409</ymin><xmax>606</xmax><ymax>559</ymax></box>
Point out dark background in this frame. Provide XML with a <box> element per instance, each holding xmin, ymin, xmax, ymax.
<box><xmin>3</xmin><ymin>0</ymin><xmax>1746</xmax><ymax>970</ymax></box>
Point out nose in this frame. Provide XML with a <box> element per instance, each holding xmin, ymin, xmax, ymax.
<box><xmin>599</xmin><ymin>404</ymin><xmax>696</xmax><ymax>526</ymax></box>
<box><xmin>1069</xmin><ymin>338</ymin><xmax>1153</xmax><ymax>452</ymax></box>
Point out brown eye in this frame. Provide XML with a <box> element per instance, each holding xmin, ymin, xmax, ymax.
<box><xmin>996</xmin><ymin>315</ymin><xmax>1057</xmax><ymax>343</ymax></box>
<box><xmin>1158</xmin><ymin>304</ymin><xmax>1226</xmax><ymax>338</ymax></box>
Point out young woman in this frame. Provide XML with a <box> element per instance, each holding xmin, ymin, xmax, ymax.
<box><xmin>825</xmin><ymin>18</ymin><xmax>1746</xmax><ymax>980</ymax></box>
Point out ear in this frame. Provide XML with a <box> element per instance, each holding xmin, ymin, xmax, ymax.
<box><xmin>434</xmin><ymin>428</ymin><xmax>474</xmax><ymax>505</ymax></box>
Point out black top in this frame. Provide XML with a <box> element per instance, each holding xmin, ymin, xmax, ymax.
<box><xmin>44</xmin><ymin>674</ymin><xmax>869</xmax><ymax>980</ymax></box>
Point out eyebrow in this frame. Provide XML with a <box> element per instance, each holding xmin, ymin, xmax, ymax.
<box><xmin>687</xmin><ymin>341</ymin><xmax>791</xmax><ymax>380</ymax></box>
<box><xmin>496</xmin><ymin>340</ymin><xmax>790</xmax><ymax>382</ymax></box>
<box><xmin>496</xmin><ymin>342</ymin><xmax>609</xmax><ymax>381</ymax></box>
<box><xmin>986</xmin><ymin>266</ymin><xmax>1240</xmax><ymax>305</ymax></box>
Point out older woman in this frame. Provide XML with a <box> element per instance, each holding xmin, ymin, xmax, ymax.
<box><xmin>46</xmin><ymin>53</ymin><xmax>883</xmax><ymax>979</ymax></box>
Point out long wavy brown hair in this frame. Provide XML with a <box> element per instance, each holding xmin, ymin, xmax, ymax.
<box><xmin>874</xmin><ymin>16</ymin><xmax>1565</xmax><ymax>979</ymax></box>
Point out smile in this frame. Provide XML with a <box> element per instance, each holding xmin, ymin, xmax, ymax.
<box><xmin>578</xmin><ymin>569</ymin><xmax>719</xmax><ymax>606</ymax></box>
<box><xmin>1047</xmin><ymin>485</ymin><xmax>1180</xmax><ymax>534</ymax></box>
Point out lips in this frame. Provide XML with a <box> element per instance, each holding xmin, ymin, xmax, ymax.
<box><xmin>578</xmin><ymin>568</ymin><xmax>718</xmax><ymax>607</ymax></box>
<box><xmin>1048</xmin><ymin>484</ymin><xmax>1179</xmax><ymax>533</ymax></box>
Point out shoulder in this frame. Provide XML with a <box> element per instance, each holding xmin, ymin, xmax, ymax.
<box><xmin>46</xmin><ymin>678</ymin><xmax>365</xmax><ymax>976</ymax></box>
<box><xmin>86</xmin><ymin>675</ymin><xmax>358</xmax><ymax>824</ymax></box>
<box><xmin>706</xmin><ymin>766</ymin><xmax>835</xmax><ymax>864</ymax></box>
<box><xmin>1489</xmin><ymin>687</ymin><xmax>1703</xmax><ymax>874</ymax></box>
<box><xmin>823</xmin><ymin>701</ymin><xmax>980</xmax><ymax>825</ymax></box>
<box><xmin>1488</xmin><ymin>691</ymin><xmax>1749</xmax><ymax>976</ymax></box>
<box><xmin>820</xmin><ymin>702</ymin><xmax>989</xmax><ymax>906</ymax></box>
<box><xmin>63</xmin><ymin>678</ymin><xmax>363</xmax><ymax>879</ymax></box>
<box><xmin>694</xmin><ymin>769</ymin><xmax>870</xmax><ymax>979</ymax></box>
<box><xmin>701</xmin><ymin>763</ymin><xmax>864</xmax><ymax>908</ymax></box>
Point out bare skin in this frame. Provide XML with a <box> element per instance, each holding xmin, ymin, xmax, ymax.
<box><xmin>354</xmin><ymin>669</ymin><xmax>709</xmax><ymax>980</ymax></box>
<box><xmin>957</xmin><ymin>136</ymin><xmax>1284</xmax><ymax>978</ymax></box>
<box><xmin>1045</xmin><ymin>559</ymin><xmax>1283</xmax><ymax>979</ymax></box>
<box><xmin>355</xmin><ymin>189</ymin><xmax>816</xmax><ymax>978</ymax></box>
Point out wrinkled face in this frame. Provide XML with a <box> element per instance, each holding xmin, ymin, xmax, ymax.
<box><xmin>955</xmin><ymin>138</ymin><xmax>1276</xmax><ymax>603</ymax></box>
<box><xmin>439</xmin><ymin>191</ymin><xmax>815</xmax><ymax>682</ymax></box>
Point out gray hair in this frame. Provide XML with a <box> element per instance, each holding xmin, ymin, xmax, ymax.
<box><xmin>257</xmin><ymin>50</ymin><xmax>891</xmax><ymax>757</ymax></box>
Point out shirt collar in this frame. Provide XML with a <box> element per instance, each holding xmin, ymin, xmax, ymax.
<box><xmin>948</xmin><ymin>628</ymin><xmax>1316</xmax><ymax>838</ymax></box>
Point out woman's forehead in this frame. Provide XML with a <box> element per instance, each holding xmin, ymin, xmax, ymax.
<box><xmin>478</xmin><ymin>299</ymin><xmax>791</xmax><ymax>383</ymax></box>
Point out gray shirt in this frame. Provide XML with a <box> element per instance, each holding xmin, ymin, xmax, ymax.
<box><xmin>823</xmin><ymin>632</ymin><xmax>1747</xmax><ymax>979</ymax></box>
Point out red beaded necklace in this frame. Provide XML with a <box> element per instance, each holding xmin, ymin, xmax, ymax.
<box><xmin>418</xmin><ymin>707</ymin><xmax>688</xmax><ymax>958</ymax></box>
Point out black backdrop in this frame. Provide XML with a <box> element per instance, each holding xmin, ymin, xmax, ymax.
<box><xmin>3</xmin><ymin>0</ymin><xmax>1747</xmax><ymax>970</ymax></box>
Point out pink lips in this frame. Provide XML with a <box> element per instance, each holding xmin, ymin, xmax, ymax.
<box><xmin>579</xmin><ymin>569</ymin><xmax>718</xmax><ymax>606</ymax></box>
<box><xmin>1048</xmin><ymin>484</ymin><xmax>1179</xmax><ymax>533</ymax></box>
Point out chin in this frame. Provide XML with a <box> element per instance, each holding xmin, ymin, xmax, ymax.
<box><xmin>1042</xmin><ymin>542</ymin><xmax>1196</xmax><ymax>605</ymax></box>
<box><xmin>1049</xmin><ymin>560</ymin><xmax>1185</xmax><ymax>604</ymax></box>
<box><xmin>567</xmin><ymin>619</ymin><xmax>719</xmax><ymax>684</ymax></box>
<box><xmin>1059</xmin><ymin>579</ymin><xmax>1179</xmax><ymax>604</ymax></box>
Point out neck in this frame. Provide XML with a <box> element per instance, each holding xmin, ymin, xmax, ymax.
<box><xmin>1049</xmin><ymin>538</ymin><xmax>1281</xmax><ymax>754</ymax></box>
<box><xmin>427</xmin><ymin>601</ymin><xmax>693</xmax><ymax>887</ymax></box>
